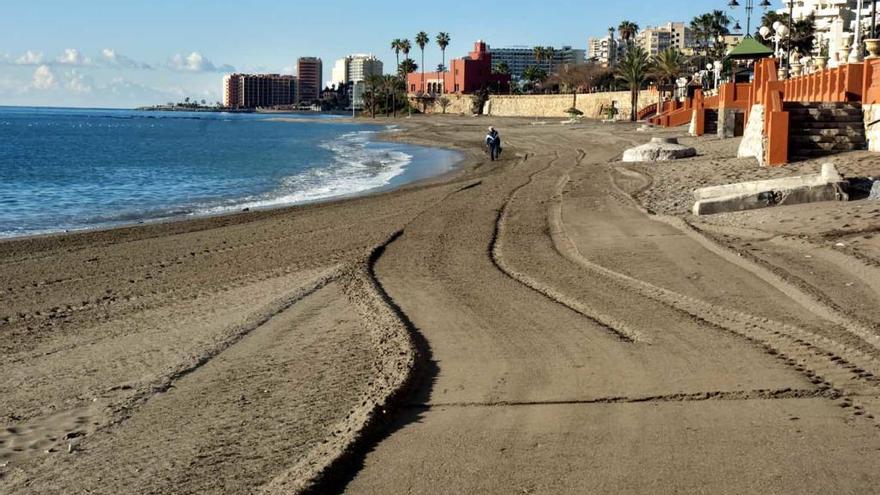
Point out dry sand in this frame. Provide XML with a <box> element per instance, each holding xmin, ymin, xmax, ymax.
<box><xmin>2</xmin><ymin>116</ymin><xmax>880</xmax><ymax>494</ymax></box>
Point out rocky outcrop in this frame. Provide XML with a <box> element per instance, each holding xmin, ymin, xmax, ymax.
<box><xmin>622</xmin><ymin>137</ymin><xmax>697</xmax><ymax>162</ymax></box>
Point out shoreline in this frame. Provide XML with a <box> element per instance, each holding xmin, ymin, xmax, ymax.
<box><xmin>0</xmin><ymin>117</ymin><xmax>472</xmax><ymax>244</ymax></box>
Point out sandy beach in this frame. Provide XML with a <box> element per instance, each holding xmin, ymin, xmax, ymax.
<box><xmin>3</xmin><ymin>115</ymin><xmax>880</xmax><ymax>493</ymax></box>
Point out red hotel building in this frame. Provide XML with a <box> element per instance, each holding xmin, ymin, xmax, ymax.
<box><xmin>406</xmin><ymin>41</ymin><xmax>510</xmax><ymax>95</ymax></box>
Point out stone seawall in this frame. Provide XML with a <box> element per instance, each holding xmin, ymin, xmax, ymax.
<box><xmin>419</xmin><ymin>91</ymin><xmax>658</xmax><ymax>119</ymax></box>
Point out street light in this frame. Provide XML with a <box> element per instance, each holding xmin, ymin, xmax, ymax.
<box><xmin>728</xmin><ymin>0</ymin><xmax>773</xmax><ymax>36</ymax></box>
<box><xmin>785</xmin><ymin>0</ymin><xmax>794</xmax><ymax>71</ymax></box>
<box><xmin>760</xmin><ymin>22</ymin><xmax>790</xmax><ymax>61</ymax></box>
<box><xmin>852</xmin><ymin>0</ymin><xmax>866</xmax><ymax>62</ymax></box>
<box><xmin>873</xmin><ymin>0</ymin><xmax>878</xmax><ymax>40</ymax></box>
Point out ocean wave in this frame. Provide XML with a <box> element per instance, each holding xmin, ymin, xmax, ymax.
<box><xmin>197</xmin><ymin>130</ymin><xmax>412</xmax><ymax>215</ymax></box>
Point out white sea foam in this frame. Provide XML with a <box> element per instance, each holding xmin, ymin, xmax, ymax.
<box><xmin>198</xmin><ymin>130</ymin><xmax>412</xmax><ymax>215</ymax></box>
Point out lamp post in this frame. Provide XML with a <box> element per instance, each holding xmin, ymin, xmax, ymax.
<box><xmin>867</xmin><ymin>0</ymin><xmax>880</xmax><ymax>58</ymax></box>
<box><xmin>786</xmin><ymin>0</ymin><xmax>794</xmax><ymax>70</ymax></box>
<box><xmin>852</xmin><ymin>0</ymin><xmax>866</xmax><ymax>62</ymax></box>
<box><xmin>728</xmin><ymin>0</ymin><xmax>772</xmax><ymax>38</ymax></box>
<box><xmin>874</xmin><ymin>0</ymin><xmax>878</xmax><ymax>40</ymax></box>
<box><xmin>760</xmin><ymin>22</ymin><xmax>791</xmax><ymax>77</ymax></box>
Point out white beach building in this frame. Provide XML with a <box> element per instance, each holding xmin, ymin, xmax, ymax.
<box><xmin>330</xmin><ymin>54</ymin><xmax>383</xmax><ymax>109</ymax></box>
<box><xmin>776</xmin><ymin>0</ymin><xmax>878</xmax><ymax>66</ymax></box>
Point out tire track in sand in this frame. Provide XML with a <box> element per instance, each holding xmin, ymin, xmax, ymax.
<box><xmin>263</xmin><ymin>180</ymin><xmax>484</xmax><ymax>495</ymax></box>
<box><xmin>489</xmin><ymin>150</ymin><xmax>640</xmax><ymax>343</ymax></box>
<box><xmin>546</xmin><ymin>155</ymin><xmax>880</xmax><ymax>426</ymax></box>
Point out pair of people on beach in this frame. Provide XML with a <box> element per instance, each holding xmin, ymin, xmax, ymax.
<box><xmin>485</xmin><ymin>127</ymin><xmax>502</xmax><ymax>161</ymax></box>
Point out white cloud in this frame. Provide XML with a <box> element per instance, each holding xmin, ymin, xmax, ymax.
<box><xmin>168</xmin><ymin>52</ymin><xmax>234</xmax><ymax>73</ymax></box>
<box><xmin>56</xmin><ymin>48</ymin><xmax>92</xmax><ymax>66</ymax></box>
<box><xmin>101</xmin><ymin>48</ymin><xmax>151</xmax><ymax>69</ymax></box>
<box><xmin>31</xmin><ymin>65</ymin><xmax>57</xmax><ymax>90</ymax></box>
<box><xmin>65</xmin><ymin>69</ymin><xmax>93</xmax><ymax>93</ymax></box>
<box><xmin>15</xmin><ymin>50</ymin><xmax>44</xmax><ymax>65</ymax></box>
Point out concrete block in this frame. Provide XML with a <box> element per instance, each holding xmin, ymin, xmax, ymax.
<box><xmin>738</xmin><ymin>104</ymin><xmax>766</xmax><ymax>166</ymax></box>
<box><xmin>693</xmin><ymin>163</ymin><xmax>849</xmax><ymax>215</ymax></box>
<box><xmin>869</xmin><ymin>180</ymin><xmax>880</xmax><ymax>200</ymax></box>
<box><xmin>622</xmin><ymin>137</ymin><xmax>696</xmax><ymax>162</ymax></box>
<box><xmin>862</xmin><ymin>103</ymin><xmax>880</xmax><ymax>152</ymax></box>
<box><xmin>719</xmin><ymin>109</ymin><xmax>737</xmax><ymax>139</ymax></box>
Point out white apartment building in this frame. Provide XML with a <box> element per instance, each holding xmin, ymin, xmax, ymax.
<box><xmin>330</xmin><ymin>54</ymin><xmax>383</xmax><ymax>108</ymax></box>
<box><xmin>774</xmin><ymin>0</ymin><xmax>876</xmax><ymax>65</ymax></box>
<box><xmin>588</xmin><ymin>34</ymin><xmax>623</xmax><ymax>66</ymax></box>
<box><xmin>636</xmin><ymin>22</ymin><xmax>698</xmax><ymax>57</ymax></box>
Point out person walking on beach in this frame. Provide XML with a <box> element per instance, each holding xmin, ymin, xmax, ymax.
<box><xmin>485</xmin><ymin>127</ymin><xmax>502</xmax><ymax>161</ymax></box>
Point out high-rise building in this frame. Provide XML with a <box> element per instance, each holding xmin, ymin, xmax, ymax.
<box><xmin>490</xmin><ymin>45</ymin><xmax>586</xmax><ymax>80</ymax></box>
<box><xmin>636</xmin><ymin>22</ymin><xmax>697</xmax><ymax>57</ymax></box>
<box><xmin>588</xmin><ymin>34</ymin><xmax>622</xmax><ymax>66</ymax></box>
<box><xmin>223</xmin><ymin>74</ymin><xmax>240</xmax><ymax>108</ymax></box>
<box><xmin>223</xmin><ymin>73</ymin><xmax>296</xmax><ymax>109</ymax></box>
<box><xmin>297</xmin><ymin>57</ymin><xmax>323</xmax><ymax>104</ymax></box>
<box><xmin>331</xmin><ymin>54</ymin><xmax>383</xmax><ymax>108</ymax></box>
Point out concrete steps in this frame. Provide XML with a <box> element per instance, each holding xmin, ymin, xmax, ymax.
<box><xmin>784</xmin><ymin>102</ymin><xmax>866</xmax><ymax>160</ymax></box>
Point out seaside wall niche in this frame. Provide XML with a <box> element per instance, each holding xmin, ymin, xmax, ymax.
<box><xmin>420</xmin><ymin>91</ymin><xmax>657</xmax><ymax>119</ymax></box>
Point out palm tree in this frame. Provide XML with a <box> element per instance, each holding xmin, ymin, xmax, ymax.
<box><xmin>400</xmin><ymin>39</ymin><xmax>412</xmax><ymax>73</ymax></box>
<box><xmin>415</xmin><ymin>32</ymin><xmax>430</xmax><ymax>94</ymax></box>
<box><xmin>692</xmin><ymin>11</ymin><xmax>731</xmax><ymax>68</ymax></box>
<box><xmin>365</xmin><ymin>74</ymin><xmax>384</xmax><ymax>118</ymax></box>
<box><xmin>533</xmin><ymin>46</ymin><xmax>545</xmax><ymax>67</ymax></box>
<box><xmin>391</xmin><ymin>39</ymin><xmax>403</xmax><ymax>117</ymax></box>
<box><xmin>400</xmin><ymin>38</ymin><xmax>413</xmax><ymax>116</ymax></box>
<box><xmin>399</xmin><ymin>58</ymin><xmax>418</xmax><ymax>76</ymax></box>
<box><xmin>391</xmin><ymin>39</ymin><xmax>403</xmax><ymax>76</ymax></box>
<box><xmin>381</xmin><ymin>74</ymin><xmax>400</xmax><ymax>116</ymax></box>
<box><xmin>652</xmin><ymin>47</ymin><xmax>686</xmax><ymax>114</ymax></box>
<box><xmin>618</xmin><ymin>21</ymin><xmax>640</xmax><ymax>47</ymax></box>
<box><xmin>436</xmin><ymin>32</ymin><xmax>451</xmax><ymax>93</ymax></box>
<box><xmin>523</xmin><ymin>65</ymin><xmax>547</xmax><ymax>93</ymax></box>
<box><xmin>533</xmin><ymin>46</ymin><xmax>553</xmax><ymax>78</ymax></box>
<box><xmin>544</xmin><ymin>46</ymin><xmax>557</xmax><ymax>75</ymax></box>
<box><xmin>615</xmin><ymin>45</ymin><xmax>652</xmax><ymax>121</ymax></box>
<box><xmin>495</xmin><ymin>61</ymin><xmax>510</xmax><ymax>75</ymax></box>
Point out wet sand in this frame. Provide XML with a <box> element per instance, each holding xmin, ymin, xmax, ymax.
<box><xmin>2</xmin><ymin>116</ymin><xmax>880</xmax><ymax>494</ymax></box>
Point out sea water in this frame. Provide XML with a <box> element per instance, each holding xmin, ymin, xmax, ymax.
<box><xmin>0</xmin><ymin>107</ymin><xmax>461</xmax><ymax>238</ymax></box>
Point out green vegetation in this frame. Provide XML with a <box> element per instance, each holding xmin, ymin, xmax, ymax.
<box><xmin>437</xmin><ymin>95</ymin><xmax>451</xmax><ymax>114</ymax></box>
<box><xmin>757</xmin><ymin>11</ymin><xmax>817</xmax><ymax>56</ymax></box>
<box><xmin>399</xmin><ymin>59</ymin><xmax>418</xmax><ymax>76</ymax></box>
<box><xmin>615</xmin><ymin>45</ymin><xmax>652</xmax><ymax>122</ymax></box>
<box><xmin>652</xmin><ymin>47</ymin><xmax>686</xmax><ymax>111</ymax></box>
<box><xmin>617</xmin><ymin>21</ymin><xmax>639</xmax><ymax>46</ymax></box>
<box><xmin>415</xmin><ymin>31</ymin><xmax>430</xmax><ymax>93</ymax></box>
<box><xmin>689</xmin><ymin>10</ymin><xmax>732</xmax><ymax>72</ymax></box>
<box><xmin>436</xmin><ymin>32</ymin><xmax>451</xmax><ymax>92</ymax></box>
<box><xmin>523</xmin><ymin>65</ymin><xmax>548</xmax><ymax>93</ymax></box>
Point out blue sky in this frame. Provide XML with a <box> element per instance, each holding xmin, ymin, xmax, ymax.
<box><xmin>0</xmin><ymin>0</ymin><xmax>784</xmax><ymax>108</ymax></box>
